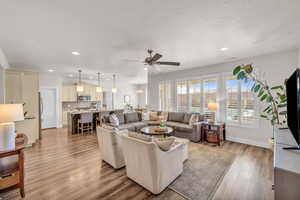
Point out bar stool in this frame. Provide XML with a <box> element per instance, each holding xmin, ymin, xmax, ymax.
<box><xmin>77</xmin><ymin>113</ymin><xmax>93</xmax><ymax>134</ymax></box>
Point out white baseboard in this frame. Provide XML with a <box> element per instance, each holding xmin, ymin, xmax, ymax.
<box><xmin>227</xmin><ymin>136</ymin><xmax>270</xmax><ymax>149</ymax></box>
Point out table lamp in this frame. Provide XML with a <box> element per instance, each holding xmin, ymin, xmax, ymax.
<box><xmin>0</xmin><ymin>104</ymin><xmax>24</xmax><ymax>151</ymax></box>
<box><xmin>208</xmin><ymin>102</ymin><xmax>217</xmax><ymax>123</ymax></box>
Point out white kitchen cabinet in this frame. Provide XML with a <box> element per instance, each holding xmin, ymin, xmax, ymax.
<box><xmin>5</xmin><ymin>70</ymin><xmax>40</xmax><ymax>146</ymax></box>
<box><xmin>62</xmin><ymin>84</ymin><xmax>77</xmax><ymax>102</ymax></box>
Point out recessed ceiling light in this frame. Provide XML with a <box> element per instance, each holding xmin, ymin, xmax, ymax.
<box><xmin>220</xmin><ymin>47</ymin><xmax>229</xmax><ymax>51</ymax></box>
<box><xmin>72</xmin><ymin>51</ymin><xmax>80</xmax><ymax>56</ymax></box>
<box><xmin>48</xmin><ymin>69</ymin><xmax>55</xmax><ymax>72</ymax></box>
<box><xmin>144</xmin><ymin>67</ymin><xmax>148</xmax><ymax>70</ymax></box>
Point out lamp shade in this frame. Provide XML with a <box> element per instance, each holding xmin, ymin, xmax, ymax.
<box><xmin>0</xmin><ymin>104</ymin><xmax>24</xmax><ymax>123</ymax></box>
<box><xmin>112</xmin><ymin>88</ymin><xmax>117</xmax><ymax>93</ymax></box>
<box><xmin>96</xmin><ymin>86</ymin><xmax>102</xmax><ymax>93</ymax></box>
<box><xmin>77</xmin><ymin>85</ymin><xmax>84</xmax><ymax>92</ymax></box>
<box><xmin>208</xmin><ymin>102</ymin><xmax>217</xmax><ymax>111</ymax></box>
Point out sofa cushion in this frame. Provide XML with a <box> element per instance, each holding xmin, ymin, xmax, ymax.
<box><xmin>149</xmin><ymin>112</ymin><xmax>159</xmax><ymax>121</ymax></box>
<box><xmin>116</xmin><ymin>113</ymin><xmax>125</xmax><ymax>124</ymax></box>
<box><xmin>124</xmin><ymin>112</ymin><xmax>140</xmax><ymax>123</ymax></box>
<box><xmin>146</xmin><ymin>120</ymin><xmax>160</xmax><ymax>126</ymax></box>
<box><xmin>175</xmin><ymin>124</ymin><xmax>193</xmax><ymax>133</ymax></box>
<box><xmin>168</xmin><ymin>112</ymin><xmax>185</xmax><ymax>123</ymax></box>
<box><xmin>118</xmin><ymin>121</ymin><xmax>147</xmax><ymax>131</ymax></box>
<box><xmin>118</xmin><ymin>123</ymin><xmax>136</xmax><ymax>131</ymax></box>
<box><xmin>166</xmin><ymin>122</ymin><xmax>192</xmax><ymax>132</ymax></box>
<box><xmin>183</xmin><ymin>113</ymin><xmax>192</xmax><ymax>124</ymax></box>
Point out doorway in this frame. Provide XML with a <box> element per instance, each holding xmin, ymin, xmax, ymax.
<box><xmin>40</xmin><ymin>88</ymin><xmax>57</xmax><ymax>129</ymax></box>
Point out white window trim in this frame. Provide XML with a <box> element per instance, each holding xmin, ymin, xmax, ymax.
<box><xmin>223</xmin><ymin>72</ymin><xmax>259</xmax><ymax>128</ymax></box>
<box><xmin>175</xmin><ymin>74</ymin><xmax>219</xmax><ymax>113</ymax></box>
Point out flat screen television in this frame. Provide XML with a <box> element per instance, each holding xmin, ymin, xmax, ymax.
<box><xmin>286</xmin><ymin>68</ymin><xmax>300</xmax><ymax>149</ymax></box>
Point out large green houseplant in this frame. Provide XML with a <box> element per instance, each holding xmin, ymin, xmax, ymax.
<box><xmin>233</xmin><ymin>64</ymin><xmax>287</xmax><ymax>128</ymax></box>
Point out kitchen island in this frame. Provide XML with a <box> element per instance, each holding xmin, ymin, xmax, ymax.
<box><xmin>67</xmin><ymin>109</ymin><xmax>123</xmax><ymax>134</ymax></box>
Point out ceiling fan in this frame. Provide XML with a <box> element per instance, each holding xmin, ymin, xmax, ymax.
<box><xmin>124</xmin><ymin>49</ymin><xmax>180</xmax><ymax>68</ymax></box>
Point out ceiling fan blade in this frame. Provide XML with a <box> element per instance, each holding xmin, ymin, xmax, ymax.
<box><xmin>151</xmin><ymin>53</ymin><xmax>162</xmax><ymax>62</ymax></box>
<box><xmin>156</xmin><ymin>61</ymin><xmax>180</xmax><ymax>66</ymax></box>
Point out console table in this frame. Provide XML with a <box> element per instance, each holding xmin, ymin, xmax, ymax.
<box><xmin>274</xmin><ymin>128</ymin><xmax>300</xmax><ymax>199</ymax></box>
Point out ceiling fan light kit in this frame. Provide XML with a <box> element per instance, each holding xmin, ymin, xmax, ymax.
<box><xmin>124</xmin><ymin>49</ymin><xmax>181</xmax><ymax>70</ymax></box>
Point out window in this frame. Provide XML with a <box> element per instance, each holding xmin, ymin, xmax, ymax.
<box><xmin>188</xmin><ymin>80</ymin><xmax>202</xmax><ymax>112</ymax></box>
<box><xmin>203</xmin><ymin>78</ymin><xmax>217</xmax><ymax>112</ymax></box>
<box><xmin>159</xmin><ymin>81</ymin><xmax>172</xmax><ymax>111</ymax></box>
<box><xmin>225</xmin><ymin>75</ymin><xmax>257</xmax><ymax>126</ymax></box>
<box><xmin>176</xmin><ymin>81</ymin><xmax>188</xmax><ymax>112</ymax></box>
<box><xmin>176</xmin><ymin>77</ymin><xmax>217</xmax><ymax>113</ymax></box>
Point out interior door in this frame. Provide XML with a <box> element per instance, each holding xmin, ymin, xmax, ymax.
<box><xmin>40</xmin><ymin>88</ymin><xmax>57</xmax><ymax>129</ymax></box>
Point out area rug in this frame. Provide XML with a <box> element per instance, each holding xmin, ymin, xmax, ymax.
<box><xmin>169</xmin><ymin>146</ymin><xmax>236</xmax><ymax>200</ymax></box>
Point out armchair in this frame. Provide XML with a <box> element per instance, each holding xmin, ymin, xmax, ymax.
<box><xmin>96</xmin><ymin>126</ymin><xmax>127</xmax><ymax>169</ymax></box>
<box><xmin>121</xmin><ymin>134</ymin><xmax>184</xmax><ymax>194</ymax></box>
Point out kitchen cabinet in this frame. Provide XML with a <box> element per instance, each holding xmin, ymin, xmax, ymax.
<box><xmin>5</xmin><ymin>70</ymin><xmax>40</xmax><ymax>146</ymax></box>
<box><xmin>62</xmin><ymin>83</ymin><xmax>102</xmax><ymax>102</ymax></box>
<box><xmin>62</xmin><ymin>84</ymin><xmax>77</xmax><ymax>102</ymax></box>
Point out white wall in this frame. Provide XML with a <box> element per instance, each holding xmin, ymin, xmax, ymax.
<box><xmin>0</xmin><ymin>48</ymin><xmax>9</xmax><ymax>103</ymax></box>
<box><xmin>39</xmin><ymin>73</ymin><xmax>63</xmax><ymax>128</ymax></box>
<box><xmin>136</xmin><ymin>84</ymin><xmax>147</xmax><ymax>108</ymax></box>
<box><xmin>149</xmin><ymin>49</ymin><xmax>300</xmax><ymax>148</ymax></box>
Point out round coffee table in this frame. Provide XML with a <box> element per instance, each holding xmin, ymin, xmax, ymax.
<box><xmin>140</xmin><ymin>126</ymin><xmax>174</xmax><ymax>137</ymax></box>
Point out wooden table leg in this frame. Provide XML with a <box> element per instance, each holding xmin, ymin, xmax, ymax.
<box><xmin>19</xmin><ymin>150</ymin><xmax>25</xmax><ymax>198</ymax></box>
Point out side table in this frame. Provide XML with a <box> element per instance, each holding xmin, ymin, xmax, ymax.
<box><xmin>0</xmin><ymin>134</ymin><xmax>26</xmax><ymax>198</ymax></box>
<box><xmin>201</xmin><ymin>122</ymin><xmax>226</xmax><ymax>146</ymax></box>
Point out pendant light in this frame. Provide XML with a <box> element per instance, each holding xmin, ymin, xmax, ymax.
<box><xmin>111</xmin><ymin>74</ymin><xmax>117</xmax><ymax>93</ymax></box>
<box><xmin>96</xmin><ymin>72</ymin><xmax>102</xmax><ymax>93</ymax></box>
<box><xmin>76</xmin><ymin>70</ymin><xmax>84</xmax><ymax>92</ymax></box>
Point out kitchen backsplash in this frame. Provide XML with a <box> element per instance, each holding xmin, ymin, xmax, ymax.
<box><xmin>62</xmin><ymin>101</ymin><xmax>100</xmax><ymax>111</ymax></box>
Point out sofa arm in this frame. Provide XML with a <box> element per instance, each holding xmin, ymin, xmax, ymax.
<box><xmin>190</xmin><ymin>122</ymin><xmax>203</xmax><ymax>142</ymax></box>
<box><xmin>154</xmin><ymin>143</ymin><xmax>184</xmax><ymax>194</ymax></box>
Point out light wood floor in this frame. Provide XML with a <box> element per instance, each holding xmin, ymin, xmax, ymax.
<box><xmin>0</xmin><ymin>128</ymin><xmax>274</xmax><ymax>200</ymax></box>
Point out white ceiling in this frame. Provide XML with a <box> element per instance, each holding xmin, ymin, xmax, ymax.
<box><xmin>1</xmin><ymin>0</ymin><xmax>300</xmax><ymax>84</ymax></box>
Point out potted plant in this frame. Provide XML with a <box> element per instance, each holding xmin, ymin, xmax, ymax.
<box><xmin>232</xmin><ymin>64</ymin><xmax>287</xmax><ymax>149</ymax></box>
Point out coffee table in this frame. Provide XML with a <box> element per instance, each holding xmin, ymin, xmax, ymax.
<box><xmin>140</xmin><ymin>126</ymin><xmax>173</xmax><ymax>137</ymax></box>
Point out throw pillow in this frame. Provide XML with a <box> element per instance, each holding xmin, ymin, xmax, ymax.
<box><xmin>124</xmin><ymin>112</ymin><xmax>139</xmax><ymax>123</ymax></box>
<box><xmin>160</xmin><ymin>112</ymin><xmax>169</xmax><ymax>121</ymax></box>
<box><xmin>154</xmin><ymin>137</ymin><xmax>175</xmax><ymax>151</ymax></box>
<box><xmin>189</xmin><ymin>114</ymin><xmax>198</xmax><ymax>126</ymax></box>
<box><xmin>149</xmin><ymin>112</ymin><xmax>159</xmax><ymax>121</ymax></box>
<box><xmin>183</xmin><ymin>113</ymin><xmax>192</xmax><ymax>124</ymax></box>
<box><xmin>142</xmin><ymin>111</ymin><xmax>150</xmax><ymax>121</ymax></box>
<box><xmin>109</xmin><ymin>114</ymin><xmax>119</xmax><ymax>126</ymax></box>
<box><xmin>116</xmin><ymin>113</ymin><xmax>125</xmax><ymax>124</ymax></box>
<box><xmin>128</xmin><ymin>132</ymin><xmax>152</xmax><ymax>142</ymax></box>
